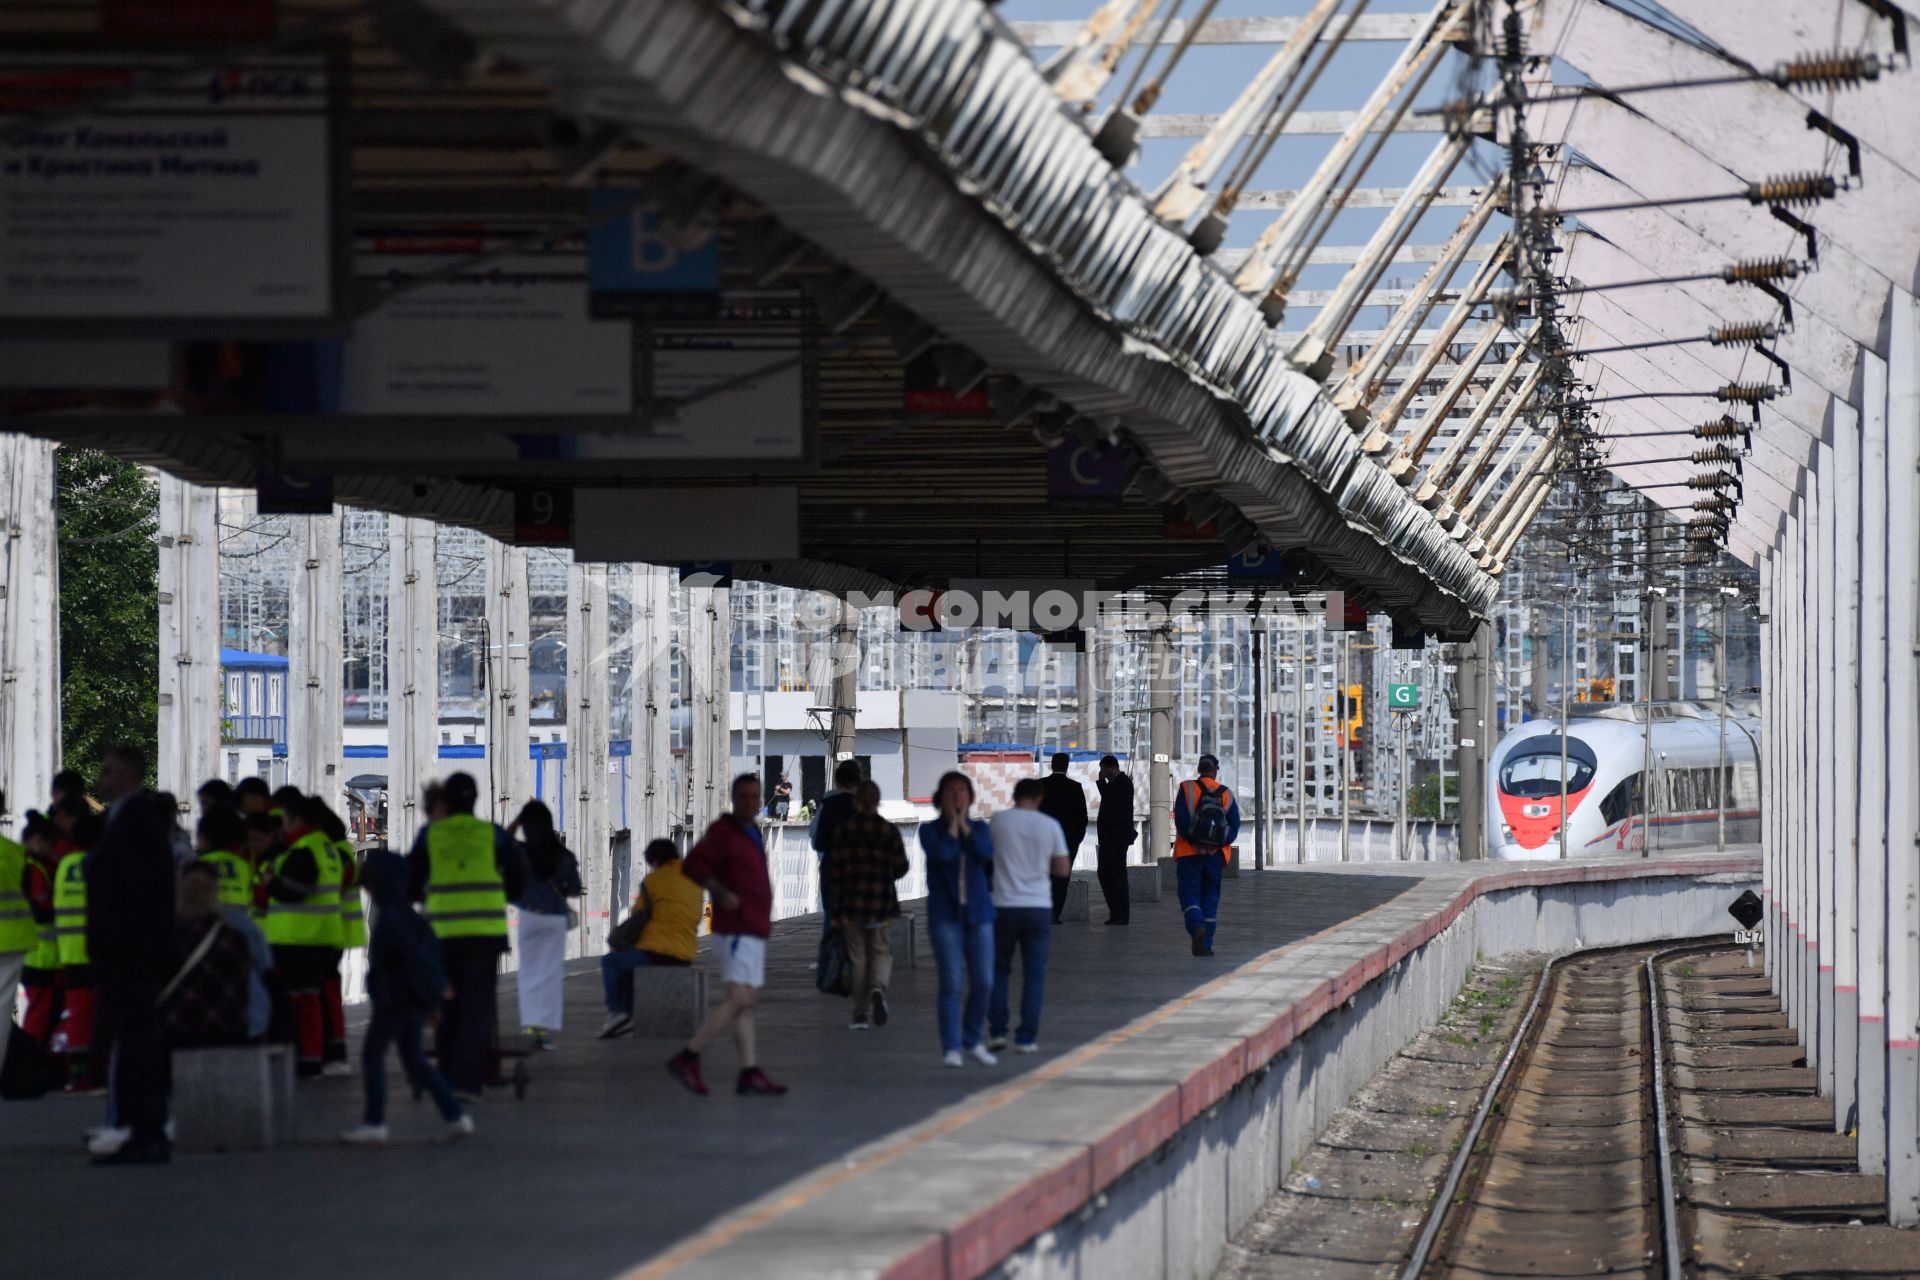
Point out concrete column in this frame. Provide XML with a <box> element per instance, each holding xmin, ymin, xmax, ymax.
<box><xmin>155</xmin><ymin>474</ymin><xmax>221</xmax><ymax>808</ymax></box>
<box><xmin>626</xmin><ymin>565</ymin><xmax>673</xmax><ymax>851</ymax></box>
<box><xmin>286</xmin><ymin>509</ymin><xmax>344</xmax><ymax>814</ymax></box>
<box><xmin>684</xmin><ymin>584</ymin><xmax>731</xmax><ymax>829</ymax></box>
<box><xmin>830</xmin><ymin>598</ymin><xmax>859</xmax><ymax>769</ymax></box>
<box><xmin>386</xmin><ymin>516</ymin><xmax>437</xmax><ymax>849</ymax></box>
<box><xmin>1883</xmin><ymin>286</ymin><xmax>1920</xmax><ymax>1227</ymax></box>
<box><xmin>1456</xmin><ymin>620</ymin><xmax>1491</xmax><ymax>860</ymax></box>
<box><xmin>1817</xmin><ymin>435</ymin><xmax>1842</xmax><ymax>1104</ymax></box>
<box><xmin>565</xmin><ymin>559</ymin><xmax>610</xmax><ymax>957</ymax></box>
<box><xmin>1077</xmin><ymin>629</ymin><xmax>1096</xmax><ymax>750</ymax></box>
<box><xmin>1833</xmin><ymin>402</ymin><xmax>1861</xmax><ymax>1131</ymax></box>
<box><xmin>1759</xmin><ymin>555</ymin><xmax>1776</xmax><ymax>990</ymax></box>
<box><xmin>0</xmin><ymin>437</ymin><xmax>60</xmax><ymax>825</ymax></box>
<box><xmin>1858</xmin><ymin>348</ymin><xmax>1891</xmax><ymax>1175</ymax></box>
<box><xmin>1795</xmin><ymin>499</ymin><xmax>1812</xmax><ymax>1057</ymax></box>
<box><xmin>484</xmin><ymin>540</ymin><xmax>533</xmax><ymax>830</ymax></box>
<box><xmin>1148</xmin><ymin>622</ymin><xmax>1173</xmax><ymax>864</ymax></box>
<box><xmin>1812</xmin><ymin>459</ymin><xmax>1832</xmax><ymax>1088</ymax></box>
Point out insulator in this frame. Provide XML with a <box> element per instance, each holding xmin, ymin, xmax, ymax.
<box><xmin>1773</xmin><ymin>51</ymin><xmax>1881</xmax><ymax>90</ymax></box>
<box><xmin>1744</xmin><ymin>173</ymin><xmax>1838</xmax><ymax>207</ymax></box>
<box><xmin>1691</xmin><ymin>444</ymin><xmax>1742</xmax><ymax>464</ymax></box>
<box><xmin>1686</xmin><ymin>471</ymin><xmax>1739</xmax><ymax>490</ymax></box>
<box><xmin>1722</xmin><ymin>258</ymin><xmax>1800</xmax><ymax>284</ymax></box>
<box><xmin>1692</xmin><ymin>495</ymin><xmax>1736</xmax><ymax>512</ymax></box>
<box><xmin>1708</xmin><ymin>321</ymin><xmax>1778</xmax><ymax>346</ymax></box>
<box><xmin>1692</xmin><ymin>418</ymin><xmax>1745</xmax><ymax>440</ymax></box>
<box><xmin>1716</xmin><ymin>382</ymin><xmax>1780</xmax><ymax>403</ymax></box>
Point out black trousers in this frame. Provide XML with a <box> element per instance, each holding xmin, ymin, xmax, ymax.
<box><xmin>95</xmin><ymin>974</ymin><xmax>170</xmax><ymax>1148</ymax></box>
<box><xmin>435</xmin><ymin>937</ymin><xmax>503</xmax><ymax>1095</ymax></box>
<box><xmin>1049</xmin><ymin>846</ymin><xmax>1079</xmax><ymax>923</ymax></box>
<box><xmin>1096</xmin><ymin>841</ymin><xmax>1132</xmax><ymax>924</ymax></box>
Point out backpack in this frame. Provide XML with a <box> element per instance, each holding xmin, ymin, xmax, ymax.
<box><xmin>1189</xmin><ymin>782</ymin><xmax>1230</xmax><ymax>851</ymax></box>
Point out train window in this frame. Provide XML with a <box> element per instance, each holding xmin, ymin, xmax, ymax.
<box><xmin>1599</xmin><ymin>773</ymin><xmax>1643</xmax><ymax>825</ymax></box>
<box><xmin>1499</xmin><ymin>744</ymin><xmax>1596</xmax><ymax>798</ymax></box>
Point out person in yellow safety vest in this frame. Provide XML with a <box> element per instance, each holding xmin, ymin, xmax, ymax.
<box><xmin>1170</xmin><ymin>753</ymin><xmax>1241</xmax><ymax>958</ymax></box>
<box><xmin>319</xmin><ymin>803</ymin><xmax>362</xmax><ymax>1076</ymax></box>
<box><xmin>0</xmin><ymin>797</ymin><xmax>39</xmax><ymax>1074</ymax></box>
<box><xmin>263</xmin><ymin>795</ymin><xmax>343</xmax><ymax>1078</ymax></box>
<box><xmin>406</xmin><ymin>771</ymin><xmax>526</xmax><ymax>1100</ymax></box>
<box><xmin>194</xmin><ymin>807</ymin><xmax>256</xmax><ymax>912</ymax></box>
<box><xmin>51</xmin><ymin>808</ymin><xmax>105</xmax><ymax>1089</ymax></box>
<box><xmin>19</xmin><ymin>811</ymin><xmax>65</xmax><ymax>1049</ymax></box>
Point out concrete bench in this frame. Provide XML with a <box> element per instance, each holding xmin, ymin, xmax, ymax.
<box><xmin>1056</xmin><ymin>877</ymin><xmax>1091</xmax><ymax>922</ymax></box>
<box><xmin>172</xmin><ymin>1042</ymin><xmax>295</xmax><ymax>1152</ymax></box>
<box><xmin>1127</xmin><ymin>864</ymin><xmax>1162</xmax><ymax>903</ymax></box>
<box><xmin>631</xmin><ymin>966</ymin><xmax>709</xmax><ymax>1038</ymax></box>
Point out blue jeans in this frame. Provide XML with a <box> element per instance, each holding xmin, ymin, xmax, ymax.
<box><xmin>928</xmin><ymin>916</ymin><xmax>995</xmax><ymax>1052</ymax></box>
<box><xmin>601</xmin><ymin>949</ymin><xmax>688</xmax><ymax>1015</ymax></box>
<box><xmin>1176</xmin><ymin>852</ymin><xmax>1225</xmax><ymax>947</ymax></box>
<box><xmin>363</xmin><ymin>1005</ymin><xmax>462</xmax><ymax>1126</ymax></box>
<box><xmin>989</xmin><ymin>908</ymin><xmax>1052</xmax><ymax>1046</ymax></box>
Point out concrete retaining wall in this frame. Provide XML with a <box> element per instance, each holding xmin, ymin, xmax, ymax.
<box><xmin>1000</xmin><ymin>862</ymin><xmax>1759</xmax><ymax>1280</ymax></box>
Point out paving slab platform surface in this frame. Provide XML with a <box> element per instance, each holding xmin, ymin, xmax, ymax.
<box><xmin>0</xmin><ymin>851</ymin><xmax>1757</xmax><ymax>1280</ymax></box>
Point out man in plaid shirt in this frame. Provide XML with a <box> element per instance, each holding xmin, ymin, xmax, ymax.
<box><xmin>821</xmin><ymin>781</ymin><xmax>910</xmax><ymax>1030</ymax></box>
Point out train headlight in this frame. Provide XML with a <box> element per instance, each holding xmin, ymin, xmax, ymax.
<box><xmin>1500</xmin><ymin>823</ymin><xmax>1514</xmax><ymax>841</ymax></box>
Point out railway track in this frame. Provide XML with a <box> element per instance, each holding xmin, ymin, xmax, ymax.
<box><xmin>1402</xmin><ymin>944</ymin><xmax>1693</xmax><ymax>1280</ymax></box>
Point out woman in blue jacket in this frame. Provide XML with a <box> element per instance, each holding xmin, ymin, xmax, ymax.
<box><xmin>918</xmin><ymin>771</ymin><xmax>997</xmax><ymax>1067</ymax></box>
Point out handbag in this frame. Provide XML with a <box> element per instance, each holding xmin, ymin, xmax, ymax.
<box><xmin>607</xmin><ymin>884</ymin><xmax>650</xmax><ymax>951</ymax></box>
<box><xmin>815</xmin><ymin>927</ymin><xmax>852</xmax><ymax>997</ymax></box>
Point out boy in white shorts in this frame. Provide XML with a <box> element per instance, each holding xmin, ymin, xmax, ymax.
<box><xmin>668</xmin><ymin>773</ymin><xmax>787</xmax><ymax>1097</ymax></box>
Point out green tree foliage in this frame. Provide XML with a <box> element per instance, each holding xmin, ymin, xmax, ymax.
<box><xmin>1410</xmin><ymin>773</ymin><xmax>1457</xmax><ymax>820</ymax></box>
<box><xmin>57</xmin><ymin>448</ymin><xmax>158</xmax><ymax>784</ymax></box>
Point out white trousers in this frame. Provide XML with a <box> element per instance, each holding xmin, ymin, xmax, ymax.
<box><xmin>515</xmin><ymin>911</ymin><xmax>570</xmax><ymax>1032</ymax></box>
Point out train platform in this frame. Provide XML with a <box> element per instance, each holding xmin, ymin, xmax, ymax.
<box><xmin>0</xmin><ymin>851</ymin><xmax>1759</xmax><ymax>1280</ymax></box>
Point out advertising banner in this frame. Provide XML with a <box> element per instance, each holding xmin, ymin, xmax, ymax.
<box><xmin>0</xmin><ymin>54</ymin><xmax>342</xmax><ymax>333</ymax></box>
<box><xmin>342</xmin><ymin>251</ymin><xmax>632</xmax><ymax>416</ymax></box>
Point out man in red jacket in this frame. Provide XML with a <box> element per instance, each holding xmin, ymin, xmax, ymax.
<box><xmin>668</xmin><ymin>773</ymin><xmax>787</xmax><ymax>1098</ymax></box>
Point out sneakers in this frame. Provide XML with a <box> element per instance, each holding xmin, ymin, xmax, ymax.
<box><xmin>736</xmin><ymin>1067</ymin><xmax>789</xmax><ymax>1097</ymax></box>
<box><xmin>443</xmin><ymin>1114</ymin><xmax>476</xmax><ymax>1141</ymax></box>
<box><xmin>527</xmin><ymin>1029</ymin><xmax>557</xmax><ymax>1052</ymax></box>
<box><xmin>985</xmin><ymin>1036</ymin><xmax>1009</xmax><ymax>1052</ymax></box>
<box><xmin>598</xmin><ymin>1013</ymin><xmax>634</xmax><ymax>1040</ymax></box>
<box><xmin>1014</xmin><ymin>1042</ymin><xmax>1041</xmax><ymax>1055</ymax></box>
<box><xmin>339</xmin><ymin>1124</ymin><xmax>389</xmax><ymax>1146</ymax></box>
<box><xmin>667</xmin><ymin>1049</ymin><xmax>709</xmax><ymax>1096</ymax></box>
<box><xmin>943</xmin><ymin>1051</ymin><xmax>965</xmax><ymax>1068</ymax></box>
<box><xmin>321</xmin><ymin>1061</ymin><xmax>355</xmax><ymax>1078</ymax></box>
<box><xmin>871</xmin><ymin>991</ymin><xmax>890</xmax><ymax>1027</ymax></box>
<box><xmin>85</xmin><ymin>1126</ymin><xmax>131</xmax><ymax>1157</ymax></box>
<box><xmin>849</xmin><ymin>1016</ymin><xmax>872</xmax><ymax>1031</ymax></box>
<box><xmin>967</xmin><ymin>1043</ymin><xmax>999</xmax><ymax>1066</ymax></box>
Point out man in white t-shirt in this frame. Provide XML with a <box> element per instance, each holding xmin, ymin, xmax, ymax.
<box><xmin>985</xmin><ymin>777</ymin><xmax>1070</xmax><ymax>1053</ymax></box>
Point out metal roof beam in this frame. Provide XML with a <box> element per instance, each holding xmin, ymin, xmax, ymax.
<box><xmin>1011</xmin><ymin>14</ymin><xmax>1438</xmax><ymax>48</ymax></box>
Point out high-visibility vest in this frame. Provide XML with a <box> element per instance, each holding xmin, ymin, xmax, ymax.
<box><xmin>336</xmin><ymin>838</ymin><xmax>366</xmax><ymax>948</ymax></box>
<box><xmin>0</xmin><ymin>837</ymin><xmax>35</xmax><ymax>954</ymax></box>
<box><xmin>424</xmin><ymin>814</ymin><xmax>508</xmax><ymax>940</ymax></box>
<box><xmin>199</xmin><ymin>849</ymin><xmax>255</xmax><ymax>911</ymax></box>
<box><xmin>25</xmin><ymin>858</ymin><xmax>59</xmax><ymax>971</ymax></box>
<box><xmin>53</xmin><ymin>850</ymin><xmax>89</xmax><ymax>967</ymax></box>
<box><xmin>1172</xmin><ymin>778</ymin><xmax>1234</xmax><ymax>859</ymax></box>
<box><xmin>263</xmin><ymin>831</ymin><xmax>345</xmax><ymax>948</ymax></box>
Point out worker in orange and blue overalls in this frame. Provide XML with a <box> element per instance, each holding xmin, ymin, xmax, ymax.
<box><xmin>1170</xmin><ymin>753</ymin><xmax>1240</xmax><ymax>959</ymax></box>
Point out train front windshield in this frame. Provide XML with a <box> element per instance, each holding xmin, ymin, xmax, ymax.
<box><xmin>1499</xmin><ymin>739</ymin><xmax>1598</xmax><ymax>798</ymax></box>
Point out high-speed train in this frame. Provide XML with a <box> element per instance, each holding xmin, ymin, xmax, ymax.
<box><xmin>1486</xmin><ymin>702</ymin><xmax>1761</xmax><ymax>860</ymax></box>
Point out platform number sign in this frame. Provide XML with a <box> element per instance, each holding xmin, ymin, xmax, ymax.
<box><xmin>1387</xmin><ymin>683</ymin><xmax>1420</xmax><ymax>712</ymax></box>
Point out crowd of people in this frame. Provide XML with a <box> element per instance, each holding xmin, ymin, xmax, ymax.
<box><xmin>0</xmin><ymin>742</ymin><xmax>1243</xmax><ymax>1156</ymax></box>
<box><xmin>0</xmin><ymin>748</ymin><xmax>587</xmax><ymax>1160</ymax></box>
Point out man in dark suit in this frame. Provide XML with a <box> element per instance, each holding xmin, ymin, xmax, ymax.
<box><xmin>1038</xmin><ymin>753</ymin><xmax>1089</xmax><ymax>925</ymax></box>
<box><xmin>85</xmin><ymin>743</ymin><xmax>177</xmax><ymax>1165</ymax></box>
<box><xmin>1094</xmin><ymin>755</ymin><xmax>1137</xmax><ymax>925</ymax></box>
